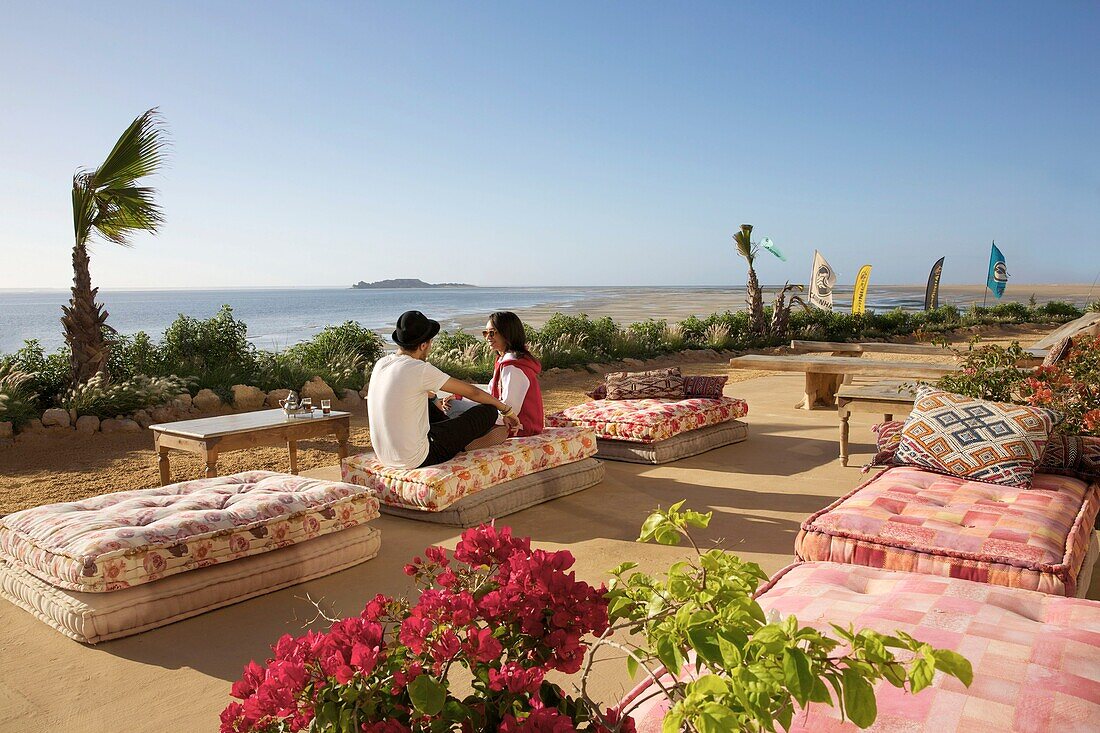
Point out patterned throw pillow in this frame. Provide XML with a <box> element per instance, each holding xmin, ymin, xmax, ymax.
<box><xmin>585</xmin><ymin>384</ymin><xmax>607</xmax><ymax>400</ymax></box>
<box><xmin>868</xmin><ymin>420</ymin><xmax>905</xmax><ymax>467</ymax></box>
<box><xmin>1039</xmin><ymin>433</ymin><xmax>1100</xmax><ymax>482</ymax></box>
<box><xmin>604</xmin><ymin>367</ymin><xmax>685</xmax><ymax>400</ymax></box>
<box><xmin>893</xmin><ymin>386</ymin><xmax>1063</xmax><ymax>488</ymax></box>
<box><xmin>682</xmin><ymin>375</ymin><xmax>728</xmax><ymax>399</ymax></box>
<box><xmin>1042</xmin><ymin>337</ymin><xmax>1073</xmax><ymax>367</ymax></box>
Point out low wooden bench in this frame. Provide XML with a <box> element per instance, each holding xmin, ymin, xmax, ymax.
<box><xmin>790</xmin><ymin>339</ymin><xmax>1048</xmax><ymax>359</ymax></box>
<box><xmin>836</xmin><ymin>380</ymin><xmax>916</xmax><ymax>465</ymax></box>
<box><xmin>727</xmin><ymin>354</ymin><xmax>957</xmax><ymax>410</ymax></box>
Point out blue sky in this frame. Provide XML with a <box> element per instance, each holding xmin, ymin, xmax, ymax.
<box><xmin>1</xmin><ymin>1</ymin><xmax>1097</xmax><ymax>289</ymax></box>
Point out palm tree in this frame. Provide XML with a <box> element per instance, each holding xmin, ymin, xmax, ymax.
<box><xmin>63</xmin><ymin>108</ymin><xmax>167</xmax><ymax>385</ymax></box>
<box><xmin>733</xmin><ymin>223</ymin><xmax>806</xmax><ymax>339</ymax></box>
<box><xmin>732</xmin><ymin>224</ymin><xmax>766</xmax><ymax>335</ymax></box>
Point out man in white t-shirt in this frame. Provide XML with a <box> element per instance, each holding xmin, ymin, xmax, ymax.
<box><xmin>367</xmin><ymin>310</ymin><xmax>521</xmax><ymax>469</ymax></box>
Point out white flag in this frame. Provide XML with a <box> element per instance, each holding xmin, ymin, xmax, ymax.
<box><xmin>808</xmin><ymin>250</ymin><xmax>836</xmax><ymax>311</ymax></box>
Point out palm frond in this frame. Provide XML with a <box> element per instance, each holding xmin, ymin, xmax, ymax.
<box><xmin>732</xmin><ymin>223</ymin><xmax>756</xmax><ymax>265</ymax></box>
<box><xmin>93</xmin><ymin>108</ymin><xmax>169</xmax><ymax>189</ymax></box>
<box><xmin>72</xmin><ymin>108</ymin><xmax>168</xmax><ymax>247</ymax></box>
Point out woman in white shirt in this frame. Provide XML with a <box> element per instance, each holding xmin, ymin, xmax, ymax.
<box><xmin>483</xmin><ymin>311</ymin><xmax>544</xmax><ymax>437</ymax></box>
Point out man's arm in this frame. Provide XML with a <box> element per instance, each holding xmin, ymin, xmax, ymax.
<box><xmin>442</xmin><ymin>378</ymin><xmax>521</xmax><ymax>432</ymax></box>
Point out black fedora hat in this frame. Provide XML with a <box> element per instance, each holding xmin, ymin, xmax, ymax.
<box><xmin>392</xmin><ymin>310</ymin><xmax>441</xmax><ymax>348</ymax></box>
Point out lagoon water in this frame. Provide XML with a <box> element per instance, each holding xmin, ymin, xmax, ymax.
<box><xmin>1</xmin><ymin>284</ymin><xmax>1094</xmax><ymax>355</ymax></box>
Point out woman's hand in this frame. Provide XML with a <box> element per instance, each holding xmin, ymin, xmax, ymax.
<box><xmin>502</xmin><ymin>412</ymin><xmax>522</xmax><ymax>435</ymax></box>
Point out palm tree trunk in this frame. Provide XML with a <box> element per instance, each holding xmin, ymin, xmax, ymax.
<box><xmin>61</xmin><ymin>243</ymin><xmax>110</xmax><ymax>386</ymax></box>
<box><xmin>746</xmin><ymin>266</ymin><xmax>766</xmax><ymax>335</ymax></box>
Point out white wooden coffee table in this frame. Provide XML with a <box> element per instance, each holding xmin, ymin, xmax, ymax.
<box><xmin>151</xmin><ymin>409</ymin><xmax>351</xmax><ymax>483</ymax></box>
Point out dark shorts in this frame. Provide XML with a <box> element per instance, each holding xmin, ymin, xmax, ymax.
<box><xmin>420</xmin><ymin>399</ymin><xmax>499</xmax><ymax>467</ymax></box>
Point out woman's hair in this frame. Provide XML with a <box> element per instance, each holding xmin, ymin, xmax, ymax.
<box><xmin>489</xmin><ymin>311</ymin><xmax>531</xmax><ymax>357</ymax></box>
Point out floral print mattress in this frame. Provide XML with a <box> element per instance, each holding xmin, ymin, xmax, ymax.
<box><xmin>796</xmin><ymin>466</ymin><xmax>1100</xmax><ymax>597</ymax></box>
<box><xmin>0</xmin><ymin>471</ymin><xmax>379</xmax><ymax>592</ymax></box>
<box><xmin>341</xmin><ymin>427</ymin><xmax>597</xmax><ymax>512</ymax></box>
<box><xmin>545</xmin><ymin>397</ymin><xmax>748</xmax><ymax>444</ymax></box>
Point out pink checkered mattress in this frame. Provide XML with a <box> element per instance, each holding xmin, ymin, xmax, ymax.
<box><xmin>622</xmin><ymin>562</ymin><xmax>1100</xmax><ymax>732</ymax></box>
<box><xmin>796</xmin><ymin>466</ymin><xmax>1100</xmax><ymax>597</ymax></box>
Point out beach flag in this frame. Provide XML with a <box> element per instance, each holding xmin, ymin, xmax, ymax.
<box><xmin>924</xmin><ymin>257</ymin><xmax>945</xmax><ymax>310</ymax></box>
<box><xmin>987</xmin><ymin>242</ymin><xmax>1008</xmax><ymax>299</ymax></box>
<box><xmin>761</xmin><ymin>237</ymin><xmax>787</xmax><ymax>262</ymax></box>
<box><xmin>808</xmin><ymin>250</ymin><xmax>836</xmax><ymax>311</ymax></box>
<box><xmin>852</xmin><ymin>264</ymin><xmax>872</xmax><ymax>314</ymax></box>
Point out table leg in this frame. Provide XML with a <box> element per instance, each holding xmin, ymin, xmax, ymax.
<box><xmin>839</xmin><ymin>408</ymin><xmax>851</xmax><ymax>466</ymax></box>
<box><xmin>884</xmin><ymin>413</ymin><xmax>894</xmax><ymax>422</ymax></box>
<box><xmin>205</xmin><ymin>450</ymin><xmax>218</xmax><ymax>478</ymax></box>
<box><xmin>336</xmin><ymin>427</ymin><xmax>349</xmax><ymax>461</ymax></box>
<box><xmin>288</xmin><ymin>440</ymin><xmax>298</xmax><ymax>474</ymax></box>
<box><xmin>800</xmin><ymin>372</ymin><xmax>843</xmax><ymax>410</ymax></box>
<box><xmin>158</xmin><ymin>447</ymin><xmax>171</xmax><ymax>485</ymax></box>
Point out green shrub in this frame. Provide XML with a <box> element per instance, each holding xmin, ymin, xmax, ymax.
<box><xmin>1038</xmin><ymin>300</ymin><xmax>1083</xmax><ymax>318</ymax></box>
<box><xmin>2</xmin><ymin>340</ymin><xmax>70</xmax><ymax>409</ymax></box>
<box><xmin>158</xmin><ymin>305</ymin><xmax>259</xmax><ymax>398</ymax></box>
<box><xmin>62</xmin><ymin>373</ymin><xmax>187</xmax><ymax>419</ymax></box>
<box><xmin>286</xmin><ymin>321</ymin><xmax>385</xmax><ymax>370</ymax></box>
<box><xmin>0</xmin><ymin>362</ymin><xmax>38</xmax><ymax>428</ymax></box>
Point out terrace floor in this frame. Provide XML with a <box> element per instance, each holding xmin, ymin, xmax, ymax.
<box><xmin>1</xmin><ymin>372</ymin><xmax>1096</xmax><ymax>731</ymax></box>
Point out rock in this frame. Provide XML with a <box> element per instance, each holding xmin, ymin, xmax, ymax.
<box><xmin>266</xmin><ymin>388</ymin><xmax>294</xmax><ymax>407</ymax></box>
<box><xmin>0</xmin><ymin>421</ymin><xmax>12</xmax><ymax>446</ymax></box>
<box><xmin>300</xmin><ymin>377</ymin><xmax>336</xmax><ymax>404</ymax></box>
<box><xmin>622</xmin><ymin>358</ymin><xmax>646</xmax><ymax>368</ymax></box>
<box><xmin>174</xmin><ymin>393</ymin><xmax>193</xmax><ymax>409</ymax></box>
<box><xmin>117</xmin><ymin>418</ymin><xmax>142</xmax><ymax>433</ymax></box>
<box><xmin>232</xmin><ymin>384</ymin><xmax>267</xmax><ymax>411</ymax></box>
<box><xmin>75</xmin><ymin>415</ymin><xmax>101</xmax><ymax>434</ymax></box>
<box><xmin>41</xmin><ymin>408</ymin><xmax>71</xmax><ymax>428</ymax></box>
<box><xmin>150</xmin><ymin>406</ymin><xmax>174</xmax><ymax>423</ymax></box>
<box><xmin>336</xmin><ymin>388</ymin><xmax>363</xmax><ymax>413</ymax></box>
<box><xmin>193</xmin><ymin>389</ymin><xmax>223</xmax><ymax>412</ymax></box>
<box><xmin>133</xmin><ymin>409</ymin><xmax>154</xmax><ymax>429</ymax></box>
<box><xmin>21</xmin><ymin>418</ymin><xmax>45</xmax><ymax>434</ymax></box>
<box><xmin>100</xmin><ymin>418</ymin><xmax>123</xmax><ymax>433</ymax></box>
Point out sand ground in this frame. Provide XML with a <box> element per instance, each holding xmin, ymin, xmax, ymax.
<box><xmin>0</xmin><ymin>324</ymin><xmax>1096</xmax><ymax>731</ymax></box>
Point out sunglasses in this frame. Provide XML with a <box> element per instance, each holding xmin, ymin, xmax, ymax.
<box><xmin>481</xmin><ymin>328</ymin><xmax>497</xmax><ymax>338</ymax></box>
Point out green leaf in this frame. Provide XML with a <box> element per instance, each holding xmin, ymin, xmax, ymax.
<box><xmin>626</xmin><ymin>653</ymin><xmax>639</xmax><ymax>680</ymax></box>
<box><xmin>697</xmin><ymin>702</ymin><xmax>739</xmax><ymax>733</ymax></box>
<box><xmin>908</xmin><ymin>653</ymin><xmax>936</xmax><ymax>694</ymax></box>
<box><xmin>783</xmin><ymin>647</ymin><xmax>813</xmax><ymax>706</ymax></box>
<box><xmin>841</xmin><ymin>668</ymin><xmax>877</xmax><ymax>728</ymax></box>
<box><xmin>689</xmin><ymin>675</ymin><xmax>728</xmax><ymax>696</ymax></box>
<box><xmin>932</xmin><ymin>649</ymin><xmax>974</xmax><ymax>687</ymax></box>
<box><xmin>687</xmin><ymin>627</ymin><xmax>723</xmax><ymax>667</ymax></box>
<box><xmin>408</xmin><ymin>675</ymin><xmax>447</xmax><ymax>716</ymax></box>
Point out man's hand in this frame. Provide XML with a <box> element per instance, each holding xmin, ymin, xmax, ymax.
<box><xmin>437</xmin><ymin>395</ymin><xmax>454</xmax><ymax>413</ymax></box>
<box><xmin>502</xmin><ymin>412</ymin><xmax>522</xmax><ymax>435</ymax></box>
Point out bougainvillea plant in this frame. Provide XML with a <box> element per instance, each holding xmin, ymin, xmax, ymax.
<box><xmin>1020</xmin><ymin>335</ymin><xmax>1100</xmax><ymax>436</ymax></box>
<box><xmin>935</xmin><ymin>336</ymin><xmax>1100</xmax><ymax>435</ymax></box>
<box><xmin>220</xmin><ymin>523</ymin><xmax>618</xmax><ymax>732</ymax></box>
<box><xmin>602</xmin><ymin>503</ymin><xmax>973</xmax><ymax>733</ymax></box>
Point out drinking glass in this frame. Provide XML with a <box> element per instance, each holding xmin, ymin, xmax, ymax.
<box><xmin>301</xmin><ymin>398</ymin><xmax>312</xmax><ymax>413</ymax></box>
<box><xmin>321</xmin><ymin>399</ymin><xmax>331</xmax><ymax>415</ymax></box>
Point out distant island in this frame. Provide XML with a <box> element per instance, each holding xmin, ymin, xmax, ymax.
<box><xmin>352</xmin><ymin>278</ymin><xmax>477</xmax><ymax>289</ymax></box>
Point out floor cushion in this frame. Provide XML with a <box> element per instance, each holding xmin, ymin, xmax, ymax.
<box><xmin>0</xmin><ymin>522</ymin><xmax>381</xmax><ymax>644</ymax></box>
<box><xmin>341</xmin><ymin>427</ymin><xmax>598</xmax><ymax>513</ymax></box>
<box><xmin>796</xmin><ymin>465</ymin><xmax>1100</xmax><ymax>597</ymax></box>
<box><xmin>0</xmin><ymin>471</ymin><xmax>379</xmax><ymax>592</ymax></box>
<box><xmin>593</xmin><ymin>420</ymin><xmax>748</xmax><ymax>464</ymax></box>
<box><xmin>377</xmin><ymin>458</ymin><xmax>604</xmax><ymax>527</ymax></box>
<box><xmin>546</xmin><ymin>397</ymin><xmax>748</xmax><ymax>443</ymax></box>
<box><xmin>621</xmin><ymin>562</ymin><xmax>1100</xmax><ymax>732</ymax></box>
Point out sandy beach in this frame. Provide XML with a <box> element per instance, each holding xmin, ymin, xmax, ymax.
<box><xmin>449</xmin><ymin>283</ymin><xmax>1099</xmax><ymax>332</ymax></box>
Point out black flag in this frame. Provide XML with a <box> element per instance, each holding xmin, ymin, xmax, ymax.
<box><xmin>924</xmin><ymin>257</ymin><xmax>945</xmax><ymax>311</ymax></box>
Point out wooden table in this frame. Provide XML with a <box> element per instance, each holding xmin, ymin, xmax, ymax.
<box><xmin>728</xmin><ymin>354</ymin><xmax>958</xmax><ymax>410</ymax></box>
<box><xmin>836</xmin><ymin>380</ymin><xmax>917</xmax><ymax>466</ymax></box>
<box><xmin>790</xmin><ymin>339</ymin><xmax>1047</xmax><ymax>361</ymax></box>
<box><xmin>150</xmin><ymin>409</ymin><xmax>351</xmax><ymax>484</ymax></box>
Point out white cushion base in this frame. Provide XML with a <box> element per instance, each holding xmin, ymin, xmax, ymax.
<box><xmin>595</xmin><ymin>420</ymin><xmax>748</xmax><ymax>464</ymax></box>
<box><xmin>0</xmin><ymin>523</ymin><xmax>381</xmax><ymax>644</ymax></box>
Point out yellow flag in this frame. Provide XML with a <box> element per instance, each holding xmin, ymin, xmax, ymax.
<box><xmin>852</xmin><ymin>265</ymin><xmax>872</xmax><ymax>314</ymax></box>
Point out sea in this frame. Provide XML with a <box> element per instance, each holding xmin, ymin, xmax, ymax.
<box><xmin>0</xmin><ymin>285</ymin><xmax>1094</xmax><ymax>355</ymax></box>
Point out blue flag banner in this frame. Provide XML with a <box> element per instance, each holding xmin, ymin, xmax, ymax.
<box><xmin>987</xmin><ymin>242</ymin><xmax>1008</xmax><ymax>299</ymax></box>
<box><xmin>761</xmin><ymin>237</ymin><xmax>787</xmax><ymax>262</ymax></box>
